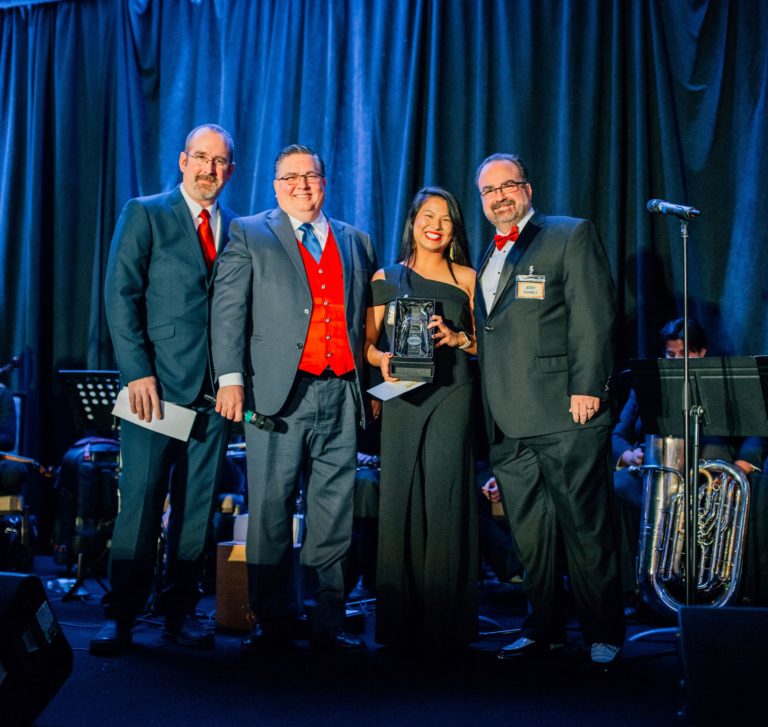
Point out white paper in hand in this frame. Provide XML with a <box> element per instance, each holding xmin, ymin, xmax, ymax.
<box><xmin>112</xmin><ymin>387</ymin><xmax>197</xmax><ymax>442</ymax></box>
<box><xmin>367</xmin><ymin>380</ymin><xmax>426</xmax><ymax>401</ymax></box>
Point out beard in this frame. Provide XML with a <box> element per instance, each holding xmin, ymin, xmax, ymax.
<box><xmin>490</xmin><ymin>196</ymin><xmax>530</xmax><ymax>228</ymax></box>
<box><xmin>192</xmin><ymin>173</ymin><xmax>220</xmax><ymax>201</ymax></box>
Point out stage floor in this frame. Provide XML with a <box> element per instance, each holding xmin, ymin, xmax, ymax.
<box><xmin>25</xmin><ymin>556</ymin><xmax>690</xmax><ymax>727</ymax></box>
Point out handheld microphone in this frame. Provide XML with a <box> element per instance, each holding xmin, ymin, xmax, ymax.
<box><xmin>646</xmin><ymin>199</ymin><xmax>700</xmax><ymax>220</ymax></box>
<box><xmin>243</xmin><ymin>409</ymin><xmax>275</xmax><ymax>432</ymax></box>
<box><xmin>203</xmin><ymin>394</ymin><xmax>276</xmax><ymax>431</ymax></box>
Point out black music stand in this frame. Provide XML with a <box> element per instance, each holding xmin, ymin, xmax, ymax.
<box><xmin>628</xmin><ymin>356</ymin><xmax>768</xmax><ymax>641</ymax></box>
<box><xmin>58</xmin><ymin>370</ymin><xmax>121</xmax><ymax>438</ymax></box>
<box><xmin>57</xmin><ymin>370</ymin><xmax>121</xmax><ymax>599</ymax></box>
<box><xmin>630</xmin><ymin>356</ymin><xmax>768</xmax><ymax>440</ymax></box>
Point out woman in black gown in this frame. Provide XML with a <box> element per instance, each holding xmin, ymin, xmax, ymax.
<box><xmin>365</xmin><ymin>187</ymin><xmax>478</xmax><ymax>652</ymax></box>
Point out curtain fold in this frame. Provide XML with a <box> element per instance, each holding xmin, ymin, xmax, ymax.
<box><xmin>0</xmin><ymin>0</ymin><xmax>766</xmax><ymax>462</ymax></box>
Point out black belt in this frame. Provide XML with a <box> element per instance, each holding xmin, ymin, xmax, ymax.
<box><xmin>297</xmin><ymin>367</ymin><xmax>356</xmax><ymax>381</ymax></box>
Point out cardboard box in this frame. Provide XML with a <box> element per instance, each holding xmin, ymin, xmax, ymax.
<box><xmin>215</xmin><ymin>541</ymin><xmax>254</xmax><ymax>632</ymax></box>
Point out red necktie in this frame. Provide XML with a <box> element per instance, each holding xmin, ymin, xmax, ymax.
<box><xmin>197</xmin><ymin>209</ymin><xmax>216</xmax><ymax>271</ymax></box>
<box><xmin>494</xmin><ymin>225</ymin><xmax>519</xmax><ymax>250</ymax></box>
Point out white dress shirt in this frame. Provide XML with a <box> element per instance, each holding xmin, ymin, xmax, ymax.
<box><xmin>479</xmin><ymin>207</ymin><xmax>535</xmax><ymax>313</ymax></box>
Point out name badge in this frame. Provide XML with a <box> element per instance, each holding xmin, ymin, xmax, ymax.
<box><xmin>515</xmin><ymin>274</ymin><xmax>546</xmax><ymax>300</ymax></box>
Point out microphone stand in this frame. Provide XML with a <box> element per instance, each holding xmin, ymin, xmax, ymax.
<box><xmin>681</xmin><ymin>219</ymin><xmax>703</xmax><ymax>607</ymax></box>
<box><xmin>630</xmin><ymin>215</ymin><xmax>701</xmax><ymax>647</ymax></box>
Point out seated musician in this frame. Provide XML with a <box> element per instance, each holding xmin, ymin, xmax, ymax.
<box><xmin>613</xmin><ymin>317</ymin><xmax>766</xmax><ymax>604</ymax></box>
<box><xmin>344</xmin><ymin>420</ymin><xmax>382</xmax><ymax>599</ymax></box>
<box><xmin>476</xmin><ymin>459</ymin><xmax>522</xmax><ymax>584</ymax></box>
<box><xmin>0</xmin><ymin>383</ymin><xmax>25</xmax><ymax>497</ymax></box>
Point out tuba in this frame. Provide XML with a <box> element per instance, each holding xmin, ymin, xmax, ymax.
<box><xmin>635</xmin><ymin>435</ymin><xmax>751</xmax><ymax>618</ymax></box>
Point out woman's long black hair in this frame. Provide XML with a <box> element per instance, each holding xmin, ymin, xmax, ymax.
<box><xmin>397</xmin><ymin>186</ymin><xmax>471</xmax><ymax>282</ymax></box>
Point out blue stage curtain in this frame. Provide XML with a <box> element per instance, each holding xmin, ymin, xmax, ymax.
<box><xmin>0</xmin><ymin>0</ymin><xmax>766</xmax><ymax>461</ymax></box>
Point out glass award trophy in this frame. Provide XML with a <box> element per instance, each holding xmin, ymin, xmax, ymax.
<box><xmin>389</xmin><ymin>297</ymin><xmax>435</xmax><ymax>382</ymax></box>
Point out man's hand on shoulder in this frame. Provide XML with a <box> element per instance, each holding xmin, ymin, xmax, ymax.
<box><xmin>216</xmin><ymin>385</ymin><xmax>244</xmax><ymax>422</ymax></box>
<box><xmin>128</xmin><ymin>376</ymin><xmax>162</xmax><ymax>422</ymax></box>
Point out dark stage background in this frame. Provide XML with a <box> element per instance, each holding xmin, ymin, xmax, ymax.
<box><xmin>1</xmin><ymin>0</ymin><xmax>767</xmax><ymax>470</ymax></box>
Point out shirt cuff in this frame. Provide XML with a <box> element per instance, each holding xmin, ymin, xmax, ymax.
<box><xmin>218</xmin><ymin>373</ymin><xmax>244</xmax><ymax>388</ymax></box>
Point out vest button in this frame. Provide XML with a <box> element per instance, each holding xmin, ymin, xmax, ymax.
<box><xmin>484</xmin><ymin>325</ymin><xmax>493</xmax><ymax>332</ymax></box>
<box><xmin>297</xmin><ymin>343</ymin><xmax>303</xmax><ymax>349</ymax></box>
<box><xmin>304</xmin><ymin>309</ymin><xmax>310</xmax><ymax>315</ymax></box>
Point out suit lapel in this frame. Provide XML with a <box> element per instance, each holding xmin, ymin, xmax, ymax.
<box><xmin>268</xmin><ymin>208</ymin><xmax>312</xmax><ymax>294</ymax></box>
<box><xmin>169</xmin><ymin>188</ymin><xmax>209</xmax><ymax>278</ymax></box>
<box><xmin>477</xmin><ymin>242</ymin><xmax>495</xmax><ymax>279</ymax></box>
<box><xmin>328</xmin><ymin>218</ymin><xmax>355</xmax><ymax>323</ymax></box>
<box><xmin>475</xmin><ymin>242</ymin><xmax>495</xmax><ymax>320</ymax></box>
<box><xmin>209</xmin><ymin>204</ymin><xmax>236</xmax><ymax>285</ymax></box>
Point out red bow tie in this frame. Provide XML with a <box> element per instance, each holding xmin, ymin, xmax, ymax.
<box><xmin>494</xmin><ymin>226</ymin><xmax>519</xmax><ymax>250</ymax></box>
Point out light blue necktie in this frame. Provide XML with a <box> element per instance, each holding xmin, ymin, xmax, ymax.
<box><xmin>299</xmin><ymin>222</ymin><xmax>323</xmax><ymax>263</ymax></box>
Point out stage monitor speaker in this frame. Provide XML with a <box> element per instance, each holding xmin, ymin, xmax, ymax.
<box><xmin>678</xmin><ymin>605</ymin><xmax>768</xmax><ymax>725</ymax></box>
<box><xmin>0</xmin><ymin>572</ymin><xmax>73</xmax><ymax>725</ymax></box>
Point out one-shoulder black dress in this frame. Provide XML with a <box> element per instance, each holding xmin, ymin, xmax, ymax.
<box><xmin>371</xmin><ymin>264</ymin><xmax>478</xmax><ymax>651</ymax></box>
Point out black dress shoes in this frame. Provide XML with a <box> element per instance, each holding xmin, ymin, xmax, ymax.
<box><xmin>89</xmin><ymin>619</ymin><xmax>133</xmax><ymax>656</ymax></box>
<box><xmin>497</xmin><ymin>637</ymin><xmax>564</xmax><ymax>661</ymax></box>
<box><xmin>241</xmin><ymin>624</ymin><xmax>294</xmax><ymax>653</ymax></box>
<box><xmin>310</xmin><ymin>628</ymin><xmax>366</xmax><ymax>653</ymax></box>
<box><xmin>163</xmin><ymin>613</ymin><xmax>215</xmax><ymax>649</ymax></box>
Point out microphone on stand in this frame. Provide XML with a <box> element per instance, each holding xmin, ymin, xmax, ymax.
<box><xmin>646</xmin><ymin>199</ymin><xmax>701</xmax><ymax>220</ymax></box>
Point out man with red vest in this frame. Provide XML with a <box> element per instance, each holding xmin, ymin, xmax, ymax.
<box><xmin>212</xmin><ymin>144</ymin><xmax>377</xmax><ymax>652</ymax></box>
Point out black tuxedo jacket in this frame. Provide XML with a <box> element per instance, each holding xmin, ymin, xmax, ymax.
<box><xmin>475</xmin><ymin>212</ymin><xmax>616</xmax><ymax>439</ymax></box>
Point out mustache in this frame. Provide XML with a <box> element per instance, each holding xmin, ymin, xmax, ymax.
<box><xmin>195</xmin><ymin>173</ymin><xmax>217</xmax><ymax>184</ymax></box>
<box><xmin>492</xmin><ymin>199</ymin><xmax>515</xmax><ymax>212</ymax></box>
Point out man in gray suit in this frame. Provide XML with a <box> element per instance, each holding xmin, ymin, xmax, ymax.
<box><xmin>212</xmin><ymin>144</ymin><xmax>377</xmax><ymax>652</ymax></box>
<box><xmin>91</xmin><ymin>124</ymin><xmax>237</xmax><ymax>655</ymax></box>
<box><xmin>474</xmin><ymin>153</ymin><xmax>625</xmax><ymax>669</ymax></box>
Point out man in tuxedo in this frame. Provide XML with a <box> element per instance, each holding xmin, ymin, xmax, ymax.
<box><xmin>91</xmin><ymin>124</ymin><xmax>237</xmax><ymax>655</ymax></box>
<box><xmin>474</xmin><ymin>153</ymin><xmax>625</xmax><ymax>668</ymax></box>
<box><xmin>212</xmin><ymin>144</ymin><xmax>377</xmax><ymax>652</ymax></box>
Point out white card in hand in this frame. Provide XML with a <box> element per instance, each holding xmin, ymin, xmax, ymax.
<box><xmin>111</xmin><ymin>387</ymin><xmax>197</xmax><ymax>442</ymax></box>
<box><xmin>367</xmin><ymin>380</ymin><xmax>426</xmax><ymax>401</ymax></box>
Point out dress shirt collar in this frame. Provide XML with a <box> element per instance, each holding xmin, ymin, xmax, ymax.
<box><xmin>180</xmin><ymin>183</ymin><xmax>219</xmax><ymax>223</ymax></box>
<box><xmin>494</xmin><ymin>207</ymin><xmax>535</xmax><ymax>248</ymax></box>
<box><xmin>287</xmin><ymin>213</ymin><xmax>329</xmax><ymax>246</ymax></box>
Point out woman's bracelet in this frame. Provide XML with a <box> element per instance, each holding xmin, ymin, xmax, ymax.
<box><xmin>457</xmin><ymin>331</ymin><xmax>472</xmax><ymax>350</ymax></box>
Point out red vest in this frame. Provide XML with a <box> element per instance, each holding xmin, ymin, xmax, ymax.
<box><xmin>297</xmin><ymin>229</ymin><xmax>355</xmax><ymax>375</ymax></box>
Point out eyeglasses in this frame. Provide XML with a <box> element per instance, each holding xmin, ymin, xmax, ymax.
<box><xmin>479</xmin><ymin>179</ymin><xmax>528</xmax><ymax>199</ymax></box>
<box><xmin>186</xmin><ymin>152</ymin><xmax>231</xmax><ymax>170</ymax></box>
<box><xmin>275</xmin><ymin>172</ymin><xmax>324</xmax><ymax>185</ymax></box>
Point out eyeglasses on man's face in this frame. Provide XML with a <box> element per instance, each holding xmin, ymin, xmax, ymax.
<box><xmin>275</xmin><ymin>172</ymin><xmax>325</xmax><ymax>185</ymax></box>
<box><xmin>479</xmin><ymin>179</ymin><xmax>529</xmax><ymax>199</ymax></box>
<box><xmin>186</xmin><ymin>152</ymin><xmax>231</xmax><ymax>170</ymax></box>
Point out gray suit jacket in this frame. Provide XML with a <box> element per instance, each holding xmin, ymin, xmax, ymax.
<box><xmin>210</xmin><ymin>207</ymin><xmax>377</xmax><ymax>424</ymax></box>
<box><xmin>104</xmin><ymin>186</ymin><xmax>237</xmax><ymax>405</ymax></box>
<box><xmin>475</xmin><ymin>212</ymin><xmax>616</xmax><ymax>439</ymax></box>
